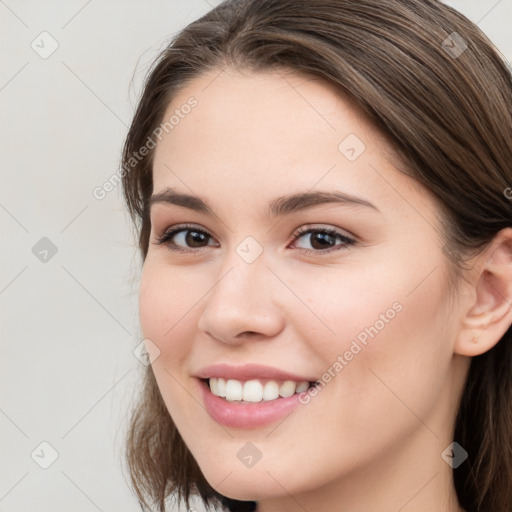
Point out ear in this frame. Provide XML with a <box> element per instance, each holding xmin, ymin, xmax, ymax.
<box><xmin>455</xmin><ymin>227</ymin><xmax>512</xmax><ymax>356</ymax></box>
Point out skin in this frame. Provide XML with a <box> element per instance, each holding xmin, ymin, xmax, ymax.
<box><xmin>139</xmin><ymin>67</ymin><xmax>512</xmax><ymax>512</ymax></box>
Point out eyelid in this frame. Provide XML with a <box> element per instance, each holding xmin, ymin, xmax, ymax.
<box><xmin>291</xmin><ymin>223</ymin><xmax>356</xmax><ymax>241</ymax></box>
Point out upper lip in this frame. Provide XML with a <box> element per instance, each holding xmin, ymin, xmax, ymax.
<box><xmin>195</xmin><ymin>363</ymin><xmax>317</xmax><ymax>382</ymax></box>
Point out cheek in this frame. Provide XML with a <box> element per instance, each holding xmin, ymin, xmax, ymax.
<box><xmin>138</xmin><ymin>263</ymin><xmax>166</xmax><ymax>341</ymax></box>
<box><xmin>138</xmin><ymin>261</ymin><xmax>201</xmax><ymax>419</ymax></box>
<box><xmin>289</xmin><ymin>257</ymin><xmax>453</xmax><ymax>411</ymax></box>
<box><xmin>138</xmin><ymin>260</ymin><xmax>203</xmax><ymax>389</ymax></box>
<box><xmin>139</xmin><ymin>258</ymin><xmax>195</xmax><ymax>343</ymax></box>
<box><xmin>279</xmin><ymin>263</ymin><xmax>408</xmax><ymax>361</ymax></box>
<box><xmin>139</xmin><ymin>268</ymin><xmax>167</xmax><ymax>352</ymax></box>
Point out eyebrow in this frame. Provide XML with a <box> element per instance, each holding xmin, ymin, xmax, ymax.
<box><xmin>149</xmin><ymin>187</ymin><xmax>380</xmax><ymax>216</ymax></box>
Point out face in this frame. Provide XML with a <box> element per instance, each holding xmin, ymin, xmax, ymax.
<box><xmin>139</xmin><ymin>68</ymin><xmax>467</xmax><ymax>505</ymax></box>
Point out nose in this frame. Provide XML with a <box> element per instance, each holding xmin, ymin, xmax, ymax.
<box><xmin>197</xmin><ymin>251</ymin><xmax>285</xmax><ymax>345</ymax></box>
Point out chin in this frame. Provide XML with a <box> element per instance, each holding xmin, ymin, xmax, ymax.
<box><xmin>192</xmin><ymin>455</ymin><xmax>285</xmax><ymax>501</ymax></box>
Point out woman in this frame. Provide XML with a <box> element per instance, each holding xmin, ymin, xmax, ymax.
<box><xmin>121</xmin><ymin>1</ymin><xmax>512</xmax><ymax>511</ymax></box>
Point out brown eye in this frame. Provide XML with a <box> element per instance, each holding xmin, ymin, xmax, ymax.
<box><xmin>155</xmin><ymin>225</ymin><xmax>217</xmax><ymax>251</ymax></box>
<box><xmin>306</xmin><ymin>231</ymin><xmax>337</xmax><ymax>250</ymax></box>
<box><xmin>291</xmin><ymin>226</ymin><xmax>356</xmax><ymax>255</ymax></box>
<box><xmin>183</xmin><ymin>230</ymin><xmax>210</xmax><ymax>247</ymax></box>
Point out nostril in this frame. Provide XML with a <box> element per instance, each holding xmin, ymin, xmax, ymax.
<box><xmin>237</xmin><ymin>331</ymin><xmax>261</xmax><ymax>339</ymax></box>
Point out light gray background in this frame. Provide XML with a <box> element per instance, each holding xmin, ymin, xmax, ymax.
<box><xmin>1</xmin><ymin>1</ymin><xmax>511</xmax><ymax>511</ymax></box>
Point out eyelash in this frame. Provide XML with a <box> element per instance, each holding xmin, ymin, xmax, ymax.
<box><xmin>154</xmin><ymin>223</ymin><xmax>356</xmax><ymax>256</ymax></box>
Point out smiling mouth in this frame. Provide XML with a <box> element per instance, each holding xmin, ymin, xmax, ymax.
<box><xmin>204</xmin><ymin>377</ymin><xmax>318</xmax><ymax>403</ymax></box>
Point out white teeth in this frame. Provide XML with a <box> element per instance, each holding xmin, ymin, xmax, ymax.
<box><xmin>209</xmin><ymin>377</ymin><xmax>219</xmax><ymax>395</ymax></box>
<box><xmin>208</xmin><ymin>378</ymin><xmax>311</xmax><ymax>402</ymax></box>
<box><xmin>225</xmin><ymin>379</ymin><xmax>243</xmax><ymax>401</ymax></box>
<box><xmin>217</xmin><ymin>377</ymin><xmax>226</xmax><ymax>397</ymax></box>
<box><xmin>242</xmin><ymin>380</ymin><xmax>263</xmax><ymax>402</ymax></box>
<box><xmin>279</xmin><ymin>380</ymin><xmax>296</xmax><ymax>398</ymax></box>
<box><xmin>262</xmin><ymin>381</ymin><xmax>279</xmax><ymax>401</ymax></box>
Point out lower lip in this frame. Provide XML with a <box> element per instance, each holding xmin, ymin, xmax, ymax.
<box><xmin>199</xmin><ymin>379</ymin><xmax>305</xmax><ymax>429</ymax></box>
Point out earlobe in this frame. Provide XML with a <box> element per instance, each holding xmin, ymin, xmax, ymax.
<box><xmin>455</xmin><ymin>227</ymin><xmax>512</xmax><ymax>357</ymax></box>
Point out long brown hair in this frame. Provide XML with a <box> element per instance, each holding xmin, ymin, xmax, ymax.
<box><xmin>121</xmin><ymin>1</ymin><xmax>512</xmax><ymax>511</ymax></box>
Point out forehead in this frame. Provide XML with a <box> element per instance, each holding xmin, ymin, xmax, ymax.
<box><xmin>151</xmin><ymin>67</ymin><xmax>430</xmax><ymax>218</ymax></box>
<box><xmin>155</xmin><ymin>67</ymin><xmax>379</xmax><ymax>159</ymax></box>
